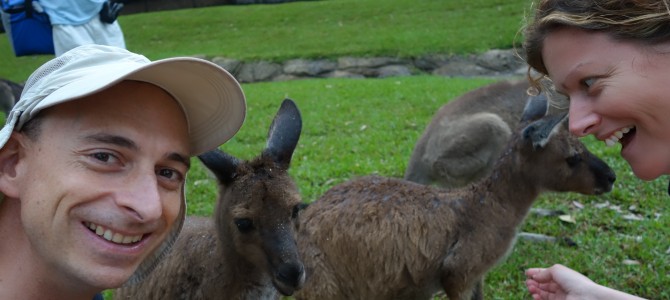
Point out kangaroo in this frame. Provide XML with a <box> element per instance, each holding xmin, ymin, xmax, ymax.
<box><xmin>294</xmin><ymin>93</ymin><xmax>615</xmax><ymax>300</ymax></box>
<box><xmin>114</xmin><ymin>99</ymin><xmax>306</xmax><ymax>300</ymax></box>
<box><xmin>404</xmin><ymin>79</ymin><xmax>565</xmax><ymax>188</ymax></box>
<box><xmin>0</xmin><ymin>78</ymin><xmax>22</xmax><ymax>115</ymax></box>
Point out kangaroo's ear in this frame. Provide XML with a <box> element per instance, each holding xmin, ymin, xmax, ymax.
<box><xmin>520</xmin><ymin>92</ymin><xmax>548</xmax><ymax>123</ymax></box>
<box><xmin>263</xmin><ymin>99</ymin><xmax>303</xmax><ymax>169</ymax></box>
<box><xmin>198</xmin><ymin>149</ymin><xmax>240</xmax><ymax>185</ymax></box>
<box><xmin>522</xmin><ymin>112</ymin><xmax>568</xmax><ymax>150</ymax></box>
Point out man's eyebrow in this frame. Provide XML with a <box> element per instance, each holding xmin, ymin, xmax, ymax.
<box><xmin>168</xmin><ymin>152</ymin><xmax>191</xmax><ymax>169</ymax></box>
<box><xmin>84</xmin><ymin>133</ymin><xmax>138</xmax><ymax>150</ymax></box>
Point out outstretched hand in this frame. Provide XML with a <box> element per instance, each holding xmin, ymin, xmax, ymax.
<box><xmin>525</xmin><ymin>264</ymin><xmax>646</xmax><ymax>300</ymax></box>
<box><xmin>525</xmin><ymin>264</ymin><xmax>596</xmax><ymax>300</ymax></box>
<box><xmin>100</xmin><ymin>1</ymin><xmax>124</xmax><ymax>24</ymax></box>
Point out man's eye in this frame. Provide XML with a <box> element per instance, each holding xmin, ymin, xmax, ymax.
<box><xmin>158</xmin><ymin>168</ymin><xmax>183</xmax><ymax>181</ymax></box>
<box><xmin>158</xmin><ymin>168</ymin><xmax>174</xmax><ymax>178</ymax></box>
<box><xmin>92</xmin><ymin>152</ymin><xmax>112</xmax><ymax>162</ymax></box>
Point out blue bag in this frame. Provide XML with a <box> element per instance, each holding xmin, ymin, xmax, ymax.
<box><xmin>1</xmin><ymin>0</ymin><xmax>54</xmax><ymax>56</ymax></box>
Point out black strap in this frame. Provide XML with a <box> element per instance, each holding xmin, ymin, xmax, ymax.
<box><xmin>2</xmin><ymin>0</ymin><xmax>37</xmax><ymax>16</ymax></box>
<box><xmin>25</xmin><ymin>0</ymin><xmax>33</xmax><ymax>17</ymax></box>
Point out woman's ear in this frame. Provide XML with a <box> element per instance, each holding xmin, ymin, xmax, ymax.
<box><xmin>0</xmin><ymin>133</ymin><xmax>26</xmax><ymax>198</ymax></box>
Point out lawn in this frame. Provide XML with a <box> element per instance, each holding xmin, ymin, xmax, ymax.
<box><xmin>1</xmin><ymin>0</ymin><xmax>527</xmax><ymax>81</ymax></box>
<box><xmin>1</xmin><ymin>0</ymin><xmax>667</xmax><ymax>299</ymax></box>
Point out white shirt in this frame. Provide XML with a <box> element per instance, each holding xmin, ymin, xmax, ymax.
<box><xmin>39</xmin><ymin>0</ymin><xmax>106</xmax><ymax>25</ymax></box>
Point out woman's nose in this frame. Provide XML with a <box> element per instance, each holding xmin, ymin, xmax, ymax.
<box><xmin>568</xmin><ymin>97</ymin><xmax>600</xmax><ymax>137</ymax></box>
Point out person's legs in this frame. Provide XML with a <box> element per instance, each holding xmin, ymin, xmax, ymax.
<box><xmin>51</xmin><ymin>24</ymin><xmax>95</xmax><ymax>56</ymax></box>
<box><xmin>86</xmin><ymin>17</ymin><xmax>126</xmax><ymax>49</ymax></box>
<box><xmin>51</xmin><ymin>17</ymin><xmax>125</xmax><ymax>56</ymax></box>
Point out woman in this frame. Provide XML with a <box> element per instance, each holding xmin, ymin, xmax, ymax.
<box><xmin>522</xmin><ymin>1</ymin><xmax>669</xmax><ymax>299</ymax></box>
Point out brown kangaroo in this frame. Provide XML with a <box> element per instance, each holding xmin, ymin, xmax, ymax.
<box><xmin>294</xmin><ymin>92</ymin><xmax>615</xmax><ymax>300</ymax></box>
<box><xmin>404</xmin><ymin>79</ymin><xmax>567</xmax><ymax>189</ymax></box>
<box><xmin>114</xmin><ymin>99</ymin><xmax>306</xmax><ymax>300</ymax></box>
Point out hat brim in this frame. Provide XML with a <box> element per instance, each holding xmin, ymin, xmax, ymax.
<box><xmin>32</xmin><ymin>57</ymin><xmax>246</xmax><ymax>155</ymax></box>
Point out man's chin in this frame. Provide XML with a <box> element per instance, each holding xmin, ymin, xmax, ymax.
<box><xmin>81</xmin><ymin>268</ymin><xmax>137</xmax><ymax>290</ymax></box>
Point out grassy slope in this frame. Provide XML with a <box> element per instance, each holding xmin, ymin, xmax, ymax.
<box><xmin>0</xmin><ymin>0</ymin><xmax>666</xmax><ymax>298</ymax></box>
<box><xmin>0</xmin><ymin>0</ymin><xmax>526</xmax><ymax>81</ymax></box>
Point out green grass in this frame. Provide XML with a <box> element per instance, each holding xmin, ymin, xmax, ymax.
<box><xmin>118</xmin><ymin>0</ymin><xmax>524</xmax><ymax>60</ymax></box>
<box><xmin>0</xmin><ymin>0</ymin><xmax>530</xmax><ymax>82</ymax></box>
<box><xmin>1</xmin><ymin>0</ymin><xmax>666</xmax><ymax>298</ymax></box>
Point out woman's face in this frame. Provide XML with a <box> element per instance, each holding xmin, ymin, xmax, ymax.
<box><xmin>542</xmin><ymin>27</ymin><xmax>670</xmax><ymax>180</ymax></box>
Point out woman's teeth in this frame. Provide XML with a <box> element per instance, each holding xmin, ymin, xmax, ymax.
<box><xmin>605</xmin><ymin>126</ymin><xmax>633</xmax><ymax>147</ymax></box>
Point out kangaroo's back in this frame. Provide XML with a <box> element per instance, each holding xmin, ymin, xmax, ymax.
<box><xmin>405</xmin><ymin>79</ymin><xmax>550</xmax><ymax>187</ymax></box>
<box><xmin>432</xmin><ymin>80</ymin><xmax>529</xmax><ymax>125</ymax></box>
<box><xmin>297</xmin><ymin>176</ymin><xmax>458</xmax><ymax>300</ymax></box>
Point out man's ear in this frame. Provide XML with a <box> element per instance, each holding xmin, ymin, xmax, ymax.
<box><xmin>0</xmin><ymin>133</ymin><xmax>25</xmax><ymax>198</ymax></box>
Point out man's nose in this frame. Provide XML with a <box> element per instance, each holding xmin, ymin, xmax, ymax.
<box><xmin>116</xmin><ymin>172</ymin><xmax>162</xmax><ymax>222</ymax></box>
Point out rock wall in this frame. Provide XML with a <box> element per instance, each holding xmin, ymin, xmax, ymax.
<box><xmin>0</xmin><ymin>48</ymin><xmax>527</xmax><ymax>117</ymax></box>
<box><xmin>200</xmin><ymin>48</ymin><xmax>527</xmax><ymax>83</ymax></box>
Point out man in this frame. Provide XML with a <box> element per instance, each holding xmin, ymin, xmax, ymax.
<box><xmin>0</xmin><ymin>44</ymin><xmax>246</xmax><ymax>299</ymax></box>
<box><xmin>40</xmin><ymin>0</ymin><xmax>127</xmax><ymax>56</ymax></box>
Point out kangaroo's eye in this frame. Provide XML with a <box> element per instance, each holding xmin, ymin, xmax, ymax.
<box><xmin>292</xmin><ymin>203</ymin><xmax>307</xmax><ymax>219</ymax></box>
<box><xmin>234</xmin><ymin>218</ymin><xmax>255</xmax><ymax>233</ymax></box>
<box><xmin>566</xmin><ymin>154</ymin><xmax>582</xmax><ymax>167</ymax></box>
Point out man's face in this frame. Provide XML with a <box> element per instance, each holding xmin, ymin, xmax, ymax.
<box><xmin>12</xmin><ymin>81</ymin><xmax>190</xmax><ymax>289</ymax></box>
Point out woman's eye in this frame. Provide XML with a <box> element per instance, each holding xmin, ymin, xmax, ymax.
<box><xmin>583</xmin><ymin>77</ymin><xmax>596</xmax><ymax>88</ymax></box>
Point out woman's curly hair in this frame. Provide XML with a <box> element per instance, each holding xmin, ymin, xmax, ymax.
<box><xmin>523</xmin><ymin>0</ymin><xmax>670</xmax><ymax>90</ymax></box>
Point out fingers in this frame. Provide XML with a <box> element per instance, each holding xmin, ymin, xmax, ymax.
<box><xmin>528</xmin><ymin>279</ymin><xmax>561</xmax><ymax>292</ymax></box>
<box><xmin>527</xmin><ymin>278</ymin><xmax>563</xmax><ymax>300</ymax></box>
<box><xmin>110</xmin><ymin>2</ymin><xmax>124</xmax><ymax>15</ymax></box>
<box><xmin>99</xmin><ymin>1</ymin><xmax>123</xmax><ymax>24</ymax></box>
<box><xmin>526</xmin><ymin>267</ymin><xmax>552</xmax><ymax>282</ymax></box>
<box><xmin>526</xmin><ymin>267</ymin><xmax>545</xmax><ymax>277</ymax></box>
